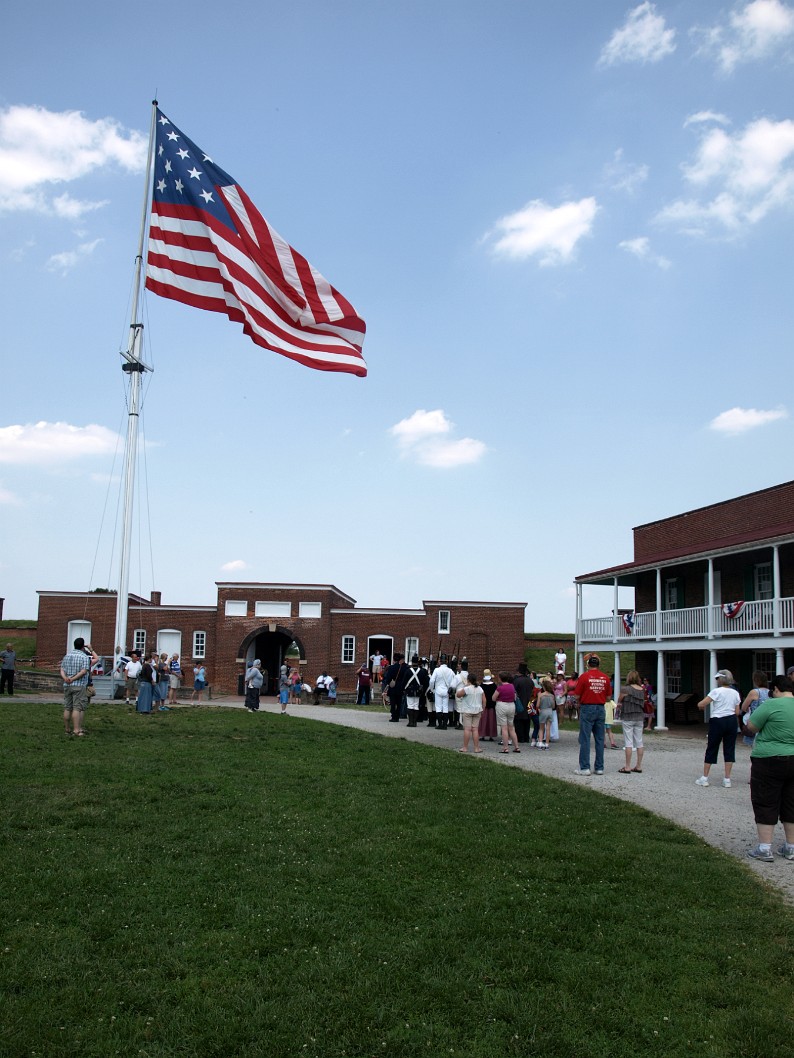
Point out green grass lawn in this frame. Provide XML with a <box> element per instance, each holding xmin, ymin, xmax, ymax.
<box><xmin>1</xmin><ymin>702</ymin><xmax>791</xmax><ymax>1058</ymax></box>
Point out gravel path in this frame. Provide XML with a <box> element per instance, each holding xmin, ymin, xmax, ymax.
<box><xmin>241</xmin><ymin>698</ymin><xmax>794</xmax><ymax>905</ymax></box>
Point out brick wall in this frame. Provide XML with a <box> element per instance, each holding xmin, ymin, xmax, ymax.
<box><xmin>38</xmin><ymin>586</ymin><xmax>527</xmax><ymax>696</ymax></box>
<box><xmin>634</xmin><ymin>480</ymin><xmax>794</xmax><ymax>563</ymax></box>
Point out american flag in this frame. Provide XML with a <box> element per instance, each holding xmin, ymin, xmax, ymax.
<box><xmin>722</xmin><ymin>601</ymin><xmax>745</xmax><ymax>619</ymax></box>
<box><xmin>145</xmin><ymin>109</ymin><xmax>367</xmax><ymax>376</ymax></box>
<box><xmin>621</xmin><ymin>611</ymin><xmax>635</xmax><ymax>635</ymax></box>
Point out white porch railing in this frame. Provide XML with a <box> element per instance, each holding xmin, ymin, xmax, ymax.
<box><xmin>578</xmin><ymin>596</ymin><xmax>794</xmax><ymax>643</ymax></box>
<box><xmin>710</xmin><ymin>599</ymin><xmax>774</xmax><ymax>635</ymax></box>
<box><xmin>661</xmin><ymin>606</ymin><xmax>707</xmax><ymax>637</ymax></box>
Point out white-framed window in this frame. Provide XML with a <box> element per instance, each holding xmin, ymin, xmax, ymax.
<box><xmin>754</xmin><ymin>562</ymin><xmax>773</xmax><ymax>601</ymax></box>
<box><xmin>664</xmin><ymin>579</ymin><xmax>679</xmax><ymax>610</ymax></box>
<box><xmin>66</xmin><ymin>620</ymin><xmax>91</xmax><ymax>653</ymax></box>
<box><xmin>299</xmin><ymin>602</ymin><xmax>322</xmax><ymax>619</ymax></box>
<box><xmin>341</xmin><ymin>635</ymin><xmax>355</xmax><ymax>663</ymax></box>
<box><xmin>666</xmin><ymin>652</ymin><xmax>681</xmax><ymax>695</ymax></box>
<box><xmin>255</xmin><ymin>600</ymin><xmax>291</xmax><ymax>618</ymax></box>
<box><xmin>193</xmin><ymin>631</ymin><xmax>206</xmax><ymax>659</ymax></box>
<box><xmin>752</xmin><ymin>651</ymin><xmax>775</xmax><ymax>681</ymax></box>
<box><xmin>438</xmin><ymin>610</ymin><xmax>450</xmax><ymax>634</ymax></box>
<box><xmin>405</xmin><ymin>637</ymin><xmax>419</xmax><ymax>660</ymax></box>
<box><xmin>157</xmin><ymin>630</ymin><xmax>182</xmax><ymax>657</ymax></box>
<box><xmin>225</xmin><ymin>600</ymin><xmax>247</xmax><ymax>617</ymax></box>
<box><xmin>133</xmin><ymin>628</ymin><xmax>147</xmax><ymax>654</ymax></box>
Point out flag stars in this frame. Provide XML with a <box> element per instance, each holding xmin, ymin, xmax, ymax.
<box><xmin>167</xmin><ymin>131</ymin><xmax>179</xmax><ymax>141</ymax></box>
<box><xmin>175</xmin><ymin>178</ymin><xmax>184</xmax><ymax>193</ymax></box>
<box><xmin>177</xmin><ymin>148</ymin><xmax>189</xmax><ymax>160</ymax></box>
<box><xmin>199</xmin><ymin>189</ymin><xmax>214</xmax><ymax>203</ymax></box>
<box><xmin>187</xmin><ymin>167</ymin><xmax>202</xmax><ymax>180</ymax></box>
<box><xmin>164</xmin><ymin>160</ymin><xmax>172</xmax><ymax>173</ymax></box>
<box><xmin>202</xmin><ymin>154</ymin><xmax>213</xmax><ymax>163</ymax></box>
<box><xmin>158</xmin><ymin>115</ymin><xmax>170</xmax><ymax>125</ymax></box>
<box><xmin>156</xmin><ymin>179</ymin><xmax>166</xmax><ymax>193</ymax></box>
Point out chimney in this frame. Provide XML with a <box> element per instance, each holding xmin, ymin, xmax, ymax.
<box><xmin>150</xmin><ymin>590</ymin><xmax>162</xmax><ymax>607</ymax></box>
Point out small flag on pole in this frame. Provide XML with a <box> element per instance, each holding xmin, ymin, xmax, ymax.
<box><xmin>146</xmin><ymin>108</ymin><xmax>367</xmax><ymax>377</ymax></box>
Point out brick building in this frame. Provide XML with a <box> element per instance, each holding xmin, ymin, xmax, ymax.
<box><xmin>575</xmin><ymin>480</ymin><xmax>794</xmax><ymax>727</ymax></box>
<box><xmin>37</xmin><ymin>582</ymin><xmax>527</xmax><ymax>695</ymax></box>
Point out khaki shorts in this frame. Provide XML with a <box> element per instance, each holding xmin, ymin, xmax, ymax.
<box><xmin>462</xmin><ymin>712</ymin><xmax>481</xmax><ymax>730</ymax></box>
<box><xmin>64</xmin><ymin>685</ymin><xmax>88</xmax><ymax>712</ymax></box>
<box><xmin>495</xmin><ymin>702</ymin><xmax>516</xmax><ymax>727</ymax></box>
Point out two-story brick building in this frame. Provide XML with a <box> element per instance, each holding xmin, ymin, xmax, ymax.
<box><xmin>575</xmin><ymin>481</ymin><xmax>794</xmax><ymax>727</ymax></box>
<box><xmin>36</xmin><ymin>582</ymin><xmax>527</xmax><ymax>696</ymax></box>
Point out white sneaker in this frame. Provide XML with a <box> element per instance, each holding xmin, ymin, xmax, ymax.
<box><xmin>530</xmin><ymin>739</ymin><xmax>537</xmax><ymax>747</ymax></box>
<box><xmin>574</xmin><ymin>768</ymin><xmax>591</xmax><ymax>776</ymax></box>
<box><xmin>695</xmin><ymin>776</ymin><xmax>710</xmax><ymax>787</ymax></box>
<box><xmin>538</xmin><ymin>741</ymin><xmax>546</xmax><ymax>749</ymax></box>
<box><xmin>722</xmin><ymin>778</ymin><xmax>732</xmax><ymax>788</ymax></box>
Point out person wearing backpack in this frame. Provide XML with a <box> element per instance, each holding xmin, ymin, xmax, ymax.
<box><xmin>404</xmin><ymin>655</ymin><xmax>428</xmax><ymax>727</ymax></box>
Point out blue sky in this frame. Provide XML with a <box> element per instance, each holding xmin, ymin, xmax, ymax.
<box><xmin>2</xmin><ymin>0</ymin><xmax>794</xmax><ymax>630</ymax></box>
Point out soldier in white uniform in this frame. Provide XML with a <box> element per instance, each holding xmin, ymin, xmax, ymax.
<box><xmin>428</xmin><ymin>654</ymin><xmax>457</xmax><ymax>730</ymax></box>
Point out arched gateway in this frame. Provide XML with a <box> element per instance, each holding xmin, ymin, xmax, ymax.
<box><xmin>238</xmin><ymin>626</ymin><xmax>305</xmax><ymax>696</ymax></box>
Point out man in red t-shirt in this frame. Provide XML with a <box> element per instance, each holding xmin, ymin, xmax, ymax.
<box><xmin>573</xmin><ymin>654</ymin><xmax>612</xmax><ymax>776</ymax></box>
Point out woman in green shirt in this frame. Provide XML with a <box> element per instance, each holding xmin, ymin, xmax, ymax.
<box><xmin>746</xmin><ymin>674</ymin><xmax>794</xmax><ymax>863</ymax></box>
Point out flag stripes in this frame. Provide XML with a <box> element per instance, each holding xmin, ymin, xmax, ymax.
<box><xmin>145</xmin><ymin>109</ymin><xmax>367</xmax><ymax>376</ymax></box>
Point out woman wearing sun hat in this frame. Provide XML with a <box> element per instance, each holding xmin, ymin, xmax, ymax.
<box><xmin>477</xmin><ymin>669</ymin><xmax>498</xmax><ymax>742</ymax></box>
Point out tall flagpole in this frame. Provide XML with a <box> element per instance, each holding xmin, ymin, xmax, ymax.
<box><xmin>114</xmin><ymin>100</ymin><xmax>158</xmax><ymax>659</ymax></box>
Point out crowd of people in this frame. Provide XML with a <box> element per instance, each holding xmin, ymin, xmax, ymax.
<box><xmin>56</xmin><ymin>638</ymin><xmax>794</xmax><ymax>864</ymax></box>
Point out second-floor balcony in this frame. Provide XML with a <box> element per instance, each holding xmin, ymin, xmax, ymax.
<box><xmin>579</xmin><ymin>597</ymin><xmax>794</xmax><ymax>644</ymax></box>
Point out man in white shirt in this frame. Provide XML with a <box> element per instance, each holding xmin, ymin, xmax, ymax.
<box><xmin>554</xmin><ymin>649</ymin><xmax>567</xmax><ymax>675</ymax></box>
<box><xmin>125</xmin><ymin>651</ymin><xmax>142</xmax><ymax>704</ymax></box>
<box><xmin>428</xmin><ymin>654</ymin><xmax>458</xmax><ymax>731</ymax></box>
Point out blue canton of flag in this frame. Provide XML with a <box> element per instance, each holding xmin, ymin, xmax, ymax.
<box><xmin>146</xmin><ymin>108</ymin><xmax>367</xmax><ymax>376</ymax></box>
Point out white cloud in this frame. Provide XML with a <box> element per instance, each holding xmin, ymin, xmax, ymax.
<box><xmin>390</xmin><ymin>409</ymin><xmax>450</xmax><ymax>447</ymax></box>
<box><xmin>695</xmin><ymin>0</ymin><xmax>794</xmax><ymax>73</ymax></box>
<box><xmin>656</xmin><ymin>117</ymin><xmax>794</xmax><ymax>234</ymax></box>
<box><xmin>46</xmin><ymin>238</ymin><xmax>103</xmax><ymax>274</ymax></box>
<box><xmin>603</xmin><ymin>149</ymin><xmax>649</xmax><ymax>194</ymax></box>
<box><xmin>389</xmin><ymin>409</ymin><xmax>486</xmax><ymax>469</ymax></box>
<box><xmin>684</xmin><ymin>111</ymin><xmax>730</xmax><ymax>128</ymax></box>
<box><xmin>599</xmin><ymin>2</ymin><xmax>676</xmax><ymax>66</ymax></box>
<box><xmin>221</xmin><ymin>559</ymin><xmax>249</xmax><ymax>572</ymax></box>
<box><xmin>486</xmin><ymin>197</ymin><xmax>598</xmax><ymax>266</ymax></box>
<box><xmin>415</xmin><ymin>438</ymin><xmax>487</xmax><ymax>468</ymax></box>
<box><xmin>0</xmin><ymin>422</ymin><xmax>121</xmax><ymax>464</ymax></box>
<box><xmin>0</xmin><ymin>105</ymin><xmax>147</xmax><ymax>215</ymax></box>
<box><xmin>709</xmin><ymin>406</ymin><xmax>787</xmax><ymax>434</ymax></box>
<box><xmin>618</xmin><ymin>236</ymin><xmax>671</xmax><ymax>268</ymax></box>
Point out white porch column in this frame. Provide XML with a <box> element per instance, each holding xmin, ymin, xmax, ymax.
<box><xmin>656</xmin><ymin>650</ymin><xmax>666</xmax><ymax>730</ymax></box>
<box><xmin>655</xmin><ymin>568</ymin><xmax>662</xmax><ymax>641</ymax></box>
<box><xmin>776</xmin><ymin>647</ymin><xmax>785</xmax><ymax>673</ymax></box>
<box><xmin>575</xmin><ymin>582</ymin><xmax>582</xmax><ymax>662</ymax></box>
<box><xmin>707</xmin><ymin>558</ymin><xmax>714</xmax><ymax>640</ymax></box>
<box><xmin>613</xmin><ymin>651</ymin><xmax>621</xmax><ymax>700</ymax></box>
<box><xmin>706</xmin><ymin>649</ymin><xmax>718</xmax><ymax>722</ymax></box>
<box><xmin>613</xmin><ymin>577</ymin><xmax>619</xmax><ymax>644</ymax></box>
<box><xmin>773</xmin><ymin>544</ymin><xmax>781</xmax><ymax>637</ymax></box>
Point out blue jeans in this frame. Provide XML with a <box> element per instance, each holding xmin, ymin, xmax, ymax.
<box><xmin>579</xmin><ymin>704</ymin><xmax>606</xmax><ymax>772</ymax></box>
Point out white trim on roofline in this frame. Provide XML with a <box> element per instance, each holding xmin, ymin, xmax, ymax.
<box><xmin>576</xmin><ymin>531</ymin><xmax>794</xmax><ymax>585</ymax></box>
<box><xmin>422</xmin><ymin>601</ymin><xmax>527</xmax><ymax>609</ymax></box>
